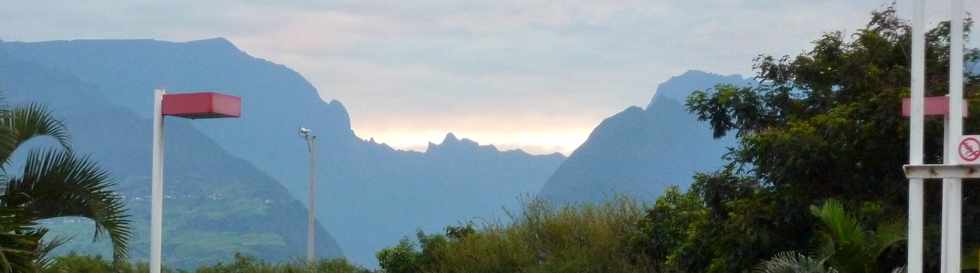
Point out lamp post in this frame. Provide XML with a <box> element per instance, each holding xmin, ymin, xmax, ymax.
<box><xmin>299</xmin><ymin>127</ymin><xmax>317</xmax><ymax>263</ymax></box>
<box><xmin>151</xmin><ymin>89</ymin><xmax>241</xmax><ymax>273</ymax></box>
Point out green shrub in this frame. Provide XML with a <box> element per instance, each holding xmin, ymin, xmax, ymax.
<box><xmin>42</xmin><ymin>253</ymin><xmax>149</xmax><ymax>273</ymax></box>
<box><xmin>377</xmin><ymin>197</ymin><xmax>653</xmax><ymax>273</ymax></box>
<box><xmin>192</xmin><ymin>253</ymin><xmax>370</xmax><ymax>273</ymax></box>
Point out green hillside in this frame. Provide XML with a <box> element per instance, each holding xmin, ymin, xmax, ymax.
<box><xmin>0</xmin><ymin>47</ymin><xmax>343</xmax><ymax>268</ymax></box>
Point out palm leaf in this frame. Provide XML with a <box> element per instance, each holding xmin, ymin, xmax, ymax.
<box><xmin>871</xmin><ymin>218</ymin><xmax>906</xmax><ymax>260</ymax></box>
<box><xmin>810</xmin><ymin>200</ymin><xmax>866</xmax><ymax>248</ymax></box>
<box><xmin>755</xmin><ymin>251</ymin><xmax>839</xmax><ymax>273</ymax></box>
<box><xmin>0</xmin><ymin>207</ymin><xmax>44</xmax><ymax>273</ymax></box>
<box><xmin>33</xmin><ymin>230</ymin><xmax>69</xmax><ymax>271</ymax></box>
<box><xmin>0</xmin><ymin>103</ymin><xmax>70</xmax><ymax>164</ymax></box>
<box><xmin>3</xmin><ymin>149</ymin><xmax>131</xmax><ymax>263</ymax></box>
<box><xmin>810</xmin><ymin>199</ymin><xmax>871</xmax><ymax>273</ymax></box>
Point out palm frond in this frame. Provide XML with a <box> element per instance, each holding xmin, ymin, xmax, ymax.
<box><xmin>0</xmin><ymin>207</ymin><xmax>44</xmax><ymax>273</ymax></box>
<box><xmin>34</xmin><ymin>231</ymin><xmax>69</xmax><ymax>271</ymax></box>
<box><xmin>810</xmin><ymin>199</ymin><xmax>866</xmax><ymax>247</ymax></box>
<box><xmin>810</xmin><ymin>199</ymin><xmax>872</xmax><ymax>273</ymax></box>
<box><xmin>871</xmin><ymin>218</ymin><xmax>906</xmax><ymax>259</ymax></box>
<box><xmin>0</xmin><ymin>103</ymin><xmax>70</xmax><ymax>164</ymax></box>
<box><xmin>3</xmin><ymin>149</ymin><xmax>131</xmax><ymax>263</ymax></box>
<box><xmin>755</xmin><ymin>251</ymin><xmax>839</xmax><ymax>273</ymax></box>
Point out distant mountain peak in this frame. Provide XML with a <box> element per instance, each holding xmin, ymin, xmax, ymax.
<box><xmin>679</xmin><ymin>69</ymin><xmax>724</xmax><ymax>77</ymax></box>
<box><xmin>541</xmin><ymin>69</ymin><xmax>741</xmax><ymax>204</ymax></box>
<box><xmin>649</xmin><ymin>70</ymin><xmax>750</xmax><ymax>108</ymax></box>
<box><xmin>425</xmin><ymin>133</ymin><xmax>498</xmax><ymax>155</ymax></box>
<box><xmin>444</xmin><ymin>132</ymin><xmax>460</xmax><ymax>143</ymax></box>
<box><xmin>184</xmin><ymin>37</ymin><xmax>241</xmax><ymax>52</ymax></box>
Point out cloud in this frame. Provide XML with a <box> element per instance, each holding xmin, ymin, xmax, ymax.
<box><xmin>2</xmin><ymin>0</ymin><xmax>977</xmax><ymax>153</ymax></box>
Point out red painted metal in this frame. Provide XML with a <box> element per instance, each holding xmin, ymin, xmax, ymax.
<box><xmin>902</xmin><ymin>96</ymin><xmax>968</xmax><ymax>117</ymax></box>
<box><xmin>162</xmin><ymin>92</ymin><xmax>241</xmax><ymax>119</ymax></box>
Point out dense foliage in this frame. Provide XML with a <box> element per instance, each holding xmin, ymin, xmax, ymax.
<box><xmin>677</xmin><ymin>6</ymin><xmax>979</xmax><ymax>273</ymax></box>
<box><xmin>376</xmin><ymin>198</ymin><xmax>652</xmax><ymax>273</ymax></box>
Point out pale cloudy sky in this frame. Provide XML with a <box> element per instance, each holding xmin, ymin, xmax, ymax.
<box><xmin>3</xmin><ymin>0</ymin><xmax>977</xmax><ymax>154</ymax></box>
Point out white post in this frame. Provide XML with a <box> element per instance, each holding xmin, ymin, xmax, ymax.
<box><xmin>941</xmin><ymin>116</ymin><xmax>951</xmax><ymax>273</ymax></box>
<box><xmin>150</xmin><ymin>89</ymin><xmax>166</xmax><ymax>273</ymax></box>
<box><xmin>307</xmin><ymin>136</ymin><xmax>316</xmax><ymax>264</ymax></box>
<box><xmin>907</xmin><ymin>0</ymin><xmax>925</xmax><ymax>271</ymax></box>
<box><xmin>944</xmin><ymin>0</ymin><xmax>965</xmax><ymax>272</ymax></box>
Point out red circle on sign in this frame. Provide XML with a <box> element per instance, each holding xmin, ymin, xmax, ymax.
<box><xmin>959</xmin><ymin>136</ymin><xmax>980</xmax><ymax>162</ymax></box>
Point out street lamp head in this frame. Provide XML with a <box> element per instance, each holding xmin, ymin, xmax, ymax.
<box><xmin>299</xmin><ymin>127</ymin><xmax>312</xmax><ymax>138</ymax></box>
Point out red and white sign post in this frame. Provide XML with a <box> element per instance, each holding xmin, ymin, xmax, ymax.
<box><xmin>151</xmin><ymin>89</ymin><xmax>241</xmax><ymax>273</ymax></box>
<box><xmin>903</xmin><ymin>0</ymin><xmax>969</xmax><ymax>273</ymax></box>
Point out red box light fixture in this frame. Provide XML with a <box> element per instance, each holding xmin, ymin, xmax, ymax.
<box><xmin>162</xmin><ymin>92</ymin><xmax>241</xmax><ymax>119</ymax></box>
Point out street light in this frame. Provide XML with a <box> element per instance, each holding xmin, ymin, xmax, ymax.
<box><xmin>299</xmin><ymin>127</ymin><xmax>316</xmax><ymax>263</ymax></box>
<box><xmin>151</xmin><ymin>90</ymin><xmax>241</xmax><ymax>273</ymax></box>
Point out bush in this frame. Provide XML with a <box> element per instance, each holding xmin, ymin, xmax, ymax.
<box><xmin>43</xmin><ymin>253</ymin><xmax>148</xmax><ymax>273</ymax></box>
<box><xmin>193</xmin><ymin>253</ymin><xmax>369</xmax><ymax>273</ymax></box>
<box><xmin>377</xmin><ymin>197</ymin><xmax>653</xmax><ymax>273</ymax></box>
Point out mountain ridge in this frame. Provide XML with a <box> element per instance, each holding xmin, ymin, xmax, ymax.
<box><xmin>0</xmin><ymin>37</ymin><xmax>564</xmax><ymax>266</ymax></box>
<box><xmin>539</xmin><ymin>70</ymin><xmax>749</xmax><ymax>204</ymax></box>
<box><xmin>0</xmin><ymin>49</ymin><xmax>343</xmax><ymax>268</ymax></box>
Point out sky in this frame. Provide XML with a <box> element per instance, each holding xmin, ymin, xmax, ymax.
<box><xmin>3</xmin><ymin>0</ymin><xmax>978</xmax><ymax>155</ymax></box>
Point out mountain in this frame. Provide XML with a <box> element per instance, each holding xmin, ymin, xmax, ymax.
<box><xmin>0</xmin><ymin>48</ymin><xmax>342</xmax><ymax>268</ymax></box>
<box><xmin>0</xmin><ymin>38</ymin><xmax>565</xmax><ymax>266</ymax></box>
<box><xmin>538</xmin><ymin>70</ymin><xmax>751</xmax><ymax>204</ymax></box>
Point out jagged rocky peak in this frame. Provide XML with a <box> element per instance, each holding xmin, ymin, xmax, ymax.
<box><xmin>426</xmin><ymin>132</ymin><xmax>496</xmax><ymax>154</ymax></box>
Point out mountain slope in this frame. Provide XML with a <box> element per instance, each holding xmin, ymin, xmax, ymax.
<box><xmin>538</xmin><ymin>70</ymin><xmax>750</xmax><ymax>204</ymax></box>
<box><xmin>0</xmin><ymin>38</ymin><xmax>565</xmax><ymax>266</ymax></box>
<box><xmin>0</xmin><ymin>49</ymin><xmax>342</xmax><ymax>268</ymax></box>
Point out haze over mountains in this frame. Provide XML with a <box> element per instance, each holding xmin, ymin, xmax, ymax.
<box><xmin>1</xmin><ymin>35</ymin><xmax>761</xmax><ymax>267</ymax></box>
<box><xmin>0</xmin><ymin>47</ymin><xmax>343</xmax><ymax>268</ymax></box>
<box><xmin>539</xmin><ymin>70</ymin><xmax>751</xmax><ymax>204</ymax></box>
<box><xmin>1</xmin><ymin>38</ymin><xmax>564</xmax><ymax>266</ymax></box>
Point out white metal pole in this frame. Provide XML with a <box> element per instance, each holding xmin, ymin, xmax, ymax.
<box><xmin>942</xmin><ymin>116</ymin><xmax>951</xmax><ymax>273</ymax></box>
<box><xmin>151</xmin><ymin>89</ymin><xmax>166</xmax><ymax>273</ymax></box>
<box><xmin>945</xmin><ymin>0</ymin><xmax>965</xmax><ymax>271</ymax></box>
<box><xmin>307</xmin><ymin>136</ymin><xmax>316</xmax><ymax>263</ymax></box>
<box><xmin>908</xmin><ymin>0</ymin><xmax>925</xmax><ymax>271</ymax></box>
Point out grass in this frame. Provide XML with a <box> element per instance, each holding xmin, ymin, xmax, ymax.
<box><xmin>378</xmin><ymin>197</ymin><xmax>654</xmax><ymax>273</ymax></box>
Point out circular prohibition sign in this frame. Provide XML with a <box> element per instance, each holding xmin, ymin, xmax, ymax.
<box><xmin>959</xmin><ymin>136</ymin><xmax>980</xmax><ymax>162</ymax></box>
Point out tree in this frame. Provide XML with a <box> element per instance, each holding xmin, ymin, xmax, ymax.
<box><xmin>669</xmin><ymin>6</ymin><xmax>979</xmax><ymax>273</ymax></box>
<box><xmin>637</xmin><ymin>186</ymin><xmax>708</xmax><ymax>273</ymax></box>
<box><xmin>0</xmin><ymin>103</ymin><xmax>131</xmax><ymax>272</ymax></box>
<box><xmin>377</xmin><ymin>239</ymin><xmax>422</xmax><ymax>273</ymax></box>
